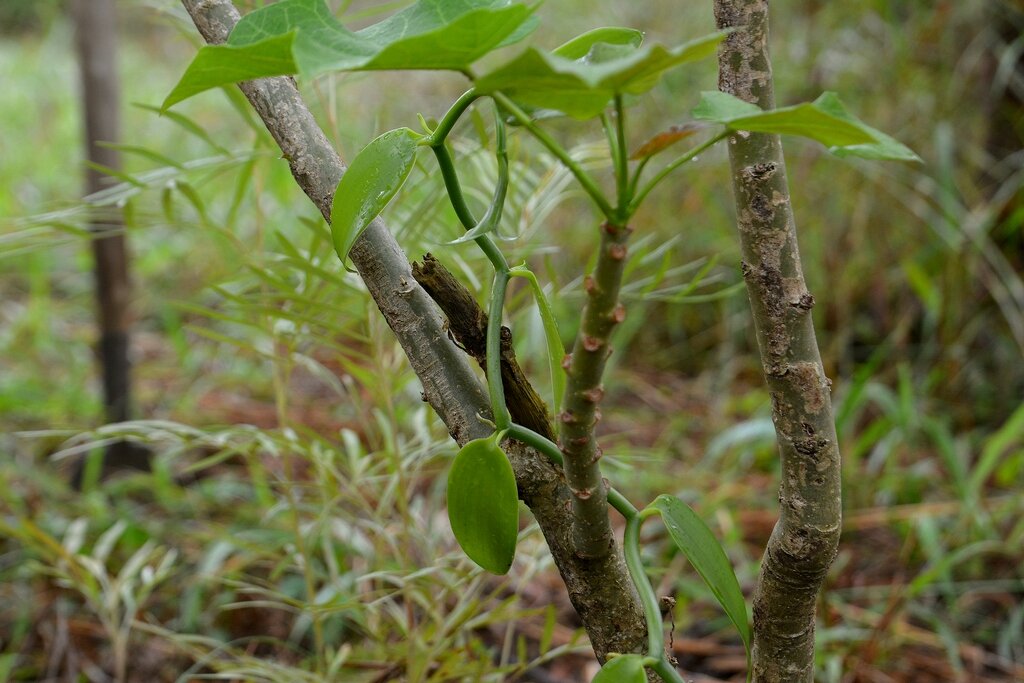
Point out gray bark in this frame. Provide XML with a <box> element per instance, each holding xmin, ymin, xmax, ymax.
<box><xmin>712</xmin><ymin>2</ymin><xmax>843</xmax><ymax>681</ymax></box>
<box><xmin>178</xmin><ymin>0</ymin><xmax>647</xmax><ymax>664</ymax></box>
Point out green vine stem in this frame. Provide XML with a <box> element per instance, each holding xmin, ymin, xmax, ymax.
<box><xmin>626</xmin><ymin>513</ymin><xmax>686</xmax><ymax>683</ymax></box>
<box><xmin>650</xmin><ymin>657</ymin><xmax>687</xmax><ymax>683</ymax></box>
<box><xmin>487</xmin><ymin>270</ymin><xmax>512</xmax><ymax>429</ymax></box>
<box><xmin>428</xmin><ymin>103</ymin><xmax>516</xmax><ymax>429</ymax></box>
<box><xmin>506</xmin><ymin>422</ymin><xmax>562</xmax><ymax>465</ymax></box>
<box><xmin>448</xmin><ymin>112</ymin><xmax>510</xmax><ymax>245</ymax></box>
<box><xmin>624</xmin><ymin>514</ymin><xmax>664</xmax><ymax>656</ymax></box>
<box><xmin>426</xmin><ymin>88</ymin><xmax>480</xmax><ymax>147</ymax></box>
<box><xmin>600</xmin><ymin>112</ymin><xmax>619</xmax><ymax>177</ymax></box>
<box><xmin>627</xmin><ymin>154</ymin><xmax>651</xmax><ymax>203</ymax></box>
<box><xmin>506</xmin><ymin>424</ymin><xmax>635</xmax><ymax>520</ymax></box>
<box><xmin>430</xmin><ymin>142</ymin><xmax>509</xmax><ymax>273</ymax></box>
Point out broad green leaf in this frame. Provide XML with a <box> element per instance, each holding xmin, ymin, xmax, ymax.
<box><xmin>813</xmin><ymin>92</ymin><xmax>921</xmax><ymax>161</ymax></box>
<box><xmin>693</xmin><ymin>90</ymin><xmax>873</xmax><ymax>147</ymax></box>
<box><xmin>164</xmin><ymin>0</ymin><xmax>536</xmax><ymax>109</ymax></box>
<box><xmin>730</xmin><ymin>104</ymin><xmax>873</xmax><ymax>146</ymax></box>
<box><xmin>649</xmin><ymin>495</ymin><xmax>751</xmax><ymax>657</ymax></box>
<box><xmin>476</xmin><ymin>31</ymin><xmax>728</xmax><ymax>119</ymax></box>
<box><xmin>553</xmin><ymin>27</ymin><xmax>644</xmax><ymax>60</ymax></box>
<box><xmin>592</xmin><ymin>654</ymin><xmax>646</xmax><ymax>683</ymax></box>
<box><xmin>331</xmin><ymin>128</ymin><xmax>420</xmax><ymax>263</ymax></box>
<box><xmin>693</xmin><ymin>91</ymin><xmax>920</xmax><ymax>161</ymax></box>
<box><xmin>162</xmin><ymin>32</ymin><xmax>297</xmax><ymax>111</ymax></box>
<box><xmin>497</xmin><ymin>14</ymin><xmax>540</xmax><ymax>48</ymax></box>
<box><xmin>359</xmin><ymin>0</ymin><xmax>536</xmax><ymax>71</ymax></box>
<box><xmin>227</xmin><ymin>0</ymin><xmax>376</xmax><ymax>74</ymax></box>
<box><xmin>690</xmin><ymin>90</ymin><xmax>762</xmax><ymax>121</ymax></box>
<box><xmin>583</xmin><ymin>41</ymin><xmax>644</xmax><ymax>65</ymax></box>
<box><xmin>447</xmin><ymin>435</ymin><xmax>519</xmax><ymax>574</ymax></box>
<box><xmin>506</xmin><ymin>27</ymin><xmax>645</xmax><ymax>125</ymax></box>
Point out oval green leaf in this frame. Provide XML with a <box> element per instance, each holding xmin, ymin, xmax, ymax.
<box><xmin>361</xmin><ymin>0</ymin><xmax>536</xmax><ymax>72</ymax></box>
<box><xmin>692</xmin><ymin>90</ymin><xmax>872</xmax><ymax>146</ymax></box>
<box><xmin>691</xmin><ymin>90</ymin><xmax>762</xmax><ymax>121</ymax></box>
<box><xmin>649</xmin><ymin>494</ymin><xmax>751</xmax><ymax>657</ymax></box>
<box><xmin>164</xmin><ymin>0</ymin><xmax>537</xmax><ymax>108</ymax></box>
<box><xmin>476</xmin><ymin>31</ymin><xmax>727</xmax><ymax>120</ymax></box>
<box><xmin>161</xmin><ymin>32</ymin><xmax>298</xmax><ymax>112</ymax></box>
<box><xmin>592</xmin><ymin>654</ymin><xmax>646</xmax><ymax>683</ymax></box>
<box><xmin>812</xmin><ymin>92</ymin><xmax>921</xmax><ymax>162</ymax></box>
<box><xmin>553</xmin><ymin>27</ymin><xmax>644</xmax><ymax>60</ymax></box>
<box><xmin>331</xmin><ymin>127</ymin><xmax>419</xmax><ymax>263</ymax></box>
<box><xmin>692</xmin><ymin>90</ymin><xmax>920</xmax><ymax>161</ymax></box>
<box><xmin>447</xmin><ymin>435</ymin><xmax>519</xmax><ymax>575</ymax></box>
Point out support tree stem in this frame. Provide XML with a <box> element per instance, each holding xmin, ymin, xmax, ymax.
<box><xmin>712</xmin><ymin>2</ymin><xmax>843</xmax><ymax>681</ymax></box>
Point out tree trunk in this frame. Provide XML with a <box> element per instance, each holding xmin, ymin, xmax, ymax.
<box><xmin>712</xmin><ymin>2</ymin><xmax>843</xmax><ymax>680</ymax></box>
<box><xmin>178</xmin><ymin>0</ymin><xmax>649</xmax><ymax>665</ymax></box>
<box><xmin>71</xmin><ymin>0</ymin><xmax>149</xmax><ymax>483</ymax></box>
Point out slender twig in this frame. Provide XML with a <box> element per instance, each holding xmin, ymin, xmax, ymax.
<box><xmin>627</xmin><ymin>155</ymin><xmax>651</xmax><ymax>202</ymax></box>
<box><xmin>629</xmin><ymin>131</ymin><xmax>730</xmax><ymax>213</ymax></box>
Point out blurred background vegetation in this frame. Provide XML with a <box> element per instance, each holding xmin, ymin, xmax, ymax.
<box><xmin>0</xmin><ymin>0</ymin><xmax>1021</xmax><ymax>681</ymax></box>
